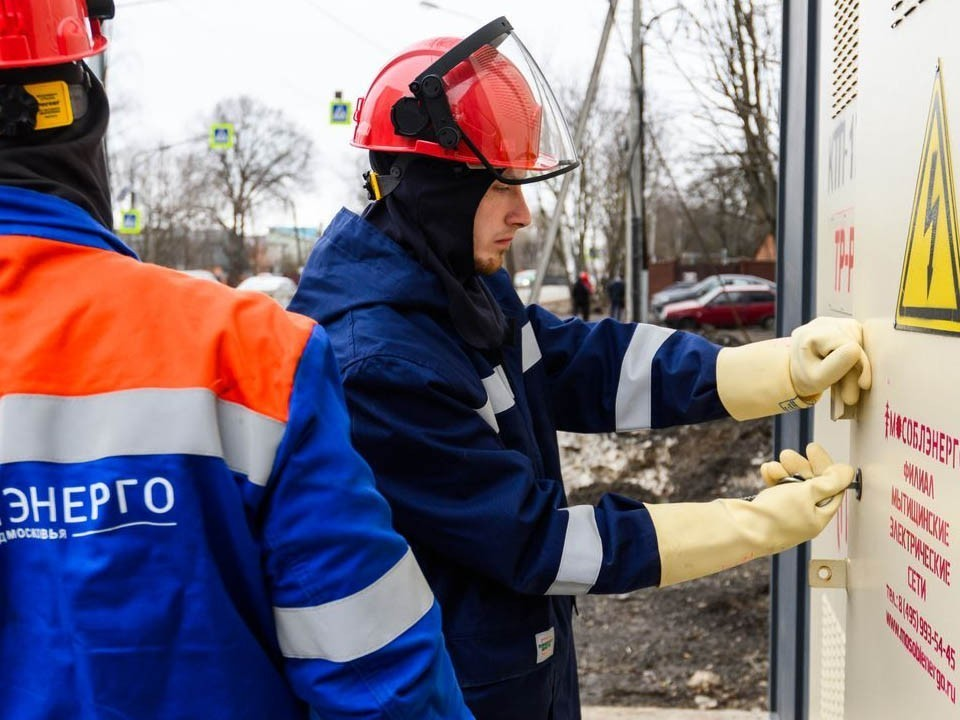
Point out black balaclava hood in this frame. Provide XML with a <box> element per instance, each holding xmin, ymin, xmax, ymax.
<box><xmin>0</xmin><ymin>61</ymin><xmax>112</xmax><ymax>229</ymax></box>
<box><xmin>363</xmin><ymin>151</ymin><xmax>511</xmax><ymax>352</ymax></box>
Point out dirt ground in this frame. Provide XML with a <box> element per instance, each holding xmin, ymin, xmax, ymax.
<box><xmin>562</xmin><ymin>417</ymin><xmax>775</xmax><ymax>712</ymax></box>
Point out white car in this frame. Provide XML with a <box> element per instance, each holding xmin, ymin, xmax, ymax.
<box><xmin>179</xmin><ymin>269</ymin><xmax>220</xmax><ymax>282</ymax></box>
<box><xmin>236</xmin><ymin>273</ymin><xmax>297</xmax><ymax>308</ymax></box>
<box><xmin>513</xmin><ymin>269</ymin><xmax>537</xmax><ymax>288</ymax></box>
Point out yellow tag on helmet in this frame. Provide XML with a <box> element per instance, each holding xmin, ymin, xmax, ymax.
<box><xmin>23</xmin><ymin>81</ymin><xmax>74</xmax><ymax>130</ymax></box>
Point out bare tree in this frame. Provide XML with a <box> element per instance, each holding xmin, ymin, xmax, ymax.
<box><xmin>197</xmin><ymin>96</ymin><xmax>315</xmax><ymax>283</ymax></box>
<box><xmin>591</xmin><ymin>108</ymin><xmax>632</xmax><ymax>280</ymax></box>
<box><xmin>660</xmin><ymin>0</ymin><xmax>780</xmax><ymax>258</ymax></box>
<box><xmin>112</xmin><ymin>143</ymin><xmax>223</xmax><ymax>268</ymax></box>
<box><xmin>706</xmin><ymin>0</ymin><xmax>778</xmax><ymax>238</ymax></box>
<box><xmin>532</xmin><ymin>91</ymin><xmax>632</xmax><ymax>286</ymax></box>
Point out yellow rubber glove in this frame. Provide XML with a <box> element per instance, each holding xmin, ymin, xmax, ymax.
<box><xmin>760</xmin><ymin>442</ymin><xmax>832</xmax><ymax>486</ymax></box>
<box><xmin>716</xmin><ymin>317</ymin><xmax>872</xmax><ymax>420</ymax></box>
<box><xmin>647</xmin><ymin>443</ymin><xmax>852</xmax><ymax>587</ymax></box>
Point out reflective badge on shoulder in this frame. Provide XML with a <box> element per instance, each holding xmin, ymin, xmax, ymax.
<box><xmin>24</xmin><ymin>81</ymin><xmax>74</xmax><ymax>130</ymax></box>
<box><xmin>535</xmin><ymin>626</ymin><xmax>555</xmax><ymax>664</ymax></box>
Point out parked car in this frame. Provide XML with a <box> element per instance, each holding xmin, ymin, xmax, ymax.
<box><xmin>651</xmin><ymin>273</ymin><xmax>776</xmax><ymax>317</ymax></box>
<box><xmin>178</xmin><ymin>269</ymin><xmax>220</xmax><ymax>282</ymax></box>
<box><xmin>659</xmin><ymin>284</ymin><xmax>776</xmax><ymax>330</ymax></box>
<box><xmin>513</xmin><ymin>268</ymin><xmax>570</xmax><ymax>288</ymax></box>
<box><xmin>651</xmin><ymin>279</ymin><xmax>697</xmax><ymax>301</ymax></box>
<box><xmin>236</xmin><ymin>272</ymin><xmax>297</xmax><ymax>308</ymax></box>
<box><xmin>513</xmin><ymin>269</ymin><xmax>537</xmax><ymax>288</ymax></box>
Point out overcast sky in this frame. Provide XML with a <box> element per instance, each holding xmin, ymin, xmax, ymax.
<box><xmin>104</xmin><ymin>0</ymin><xmax>698</xmax><ymax>233</ymax></box>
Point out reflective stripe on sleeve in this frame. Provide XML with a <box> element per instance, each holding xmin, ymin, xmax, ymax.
<box><xmin>0</xmin><ymin>389</ymin><xmax>284</xmax><ymax>486</ymax></box>
<box><xmin>521</xmin><ymin>322</ymin><xmax>542</xmax><ymax>372</ymax></box>
<box><xmin>481</xmin><ymin>367</ymin><xmax>515</xmax><ymax>415</ymax></box>
<box><xmin>475</xmin><ymin>367</ymin><xmax>516</xmax><ymax>433</ymax></box>
<box><xmin>545</xmin><ymin>505</ymin><xmax>603</xmax><ymax>595</ymax></box>
<box><xmin>614</xmin><ymin>325</ymin><xmax>675</xmax><ymax>430</ymax></box>
<box><xmin>273</xmin><ymin>547</ymin><xmax>435</xmax><ymax>662</ymax></box>
<box><xmin>475</xmin><ymin>398</ymin><xmax>499</xmax><ymax>432</ymax></box>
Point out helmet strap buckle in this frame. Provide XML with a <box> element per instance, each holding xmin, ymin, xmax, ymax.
<box><xmin>362</xmin><ymin>156</ymin><xmax>409</xmax><ymax>201</ymax></box>
<box><xmin>362</xmin><ymin>170</ymin><xmax>383</xmax><ymax>201</ymax></box>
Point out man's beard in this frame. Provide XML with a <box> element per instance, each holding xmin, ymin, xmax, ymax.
<box><xmin>475</xmin><ymin>251</ymin><xmax>506</xmax><ymax>276</ymax></box>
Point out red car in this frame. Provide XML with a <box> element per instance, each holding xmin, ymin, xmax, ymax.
<box><xmin>659</xmin><ymin>284</ymin><xmax>776</xmax><ymax>330</ymax></box>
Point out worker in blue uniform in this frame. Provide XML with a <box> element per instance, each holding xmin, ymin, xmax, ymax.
<box><xmin>0</xmin><ymin>2</ymin><xmax>472</xmax><ymax>718</ymax></box>
<box><xmin>290</xmin><ymin>17</ymin><xmax>870</xmax><ymax>720</ymax></box>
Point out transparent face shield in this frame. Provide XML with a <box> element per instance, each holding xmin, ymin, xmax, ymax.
<box><xmin>395</xmin><ymin>17</ymin><xmax>580</xmax><ymax>184</ymax></box>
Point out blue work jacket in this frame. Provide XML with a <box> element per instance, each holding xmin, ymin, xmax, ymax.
<box><xmin>290</xmin><ymin>208</ymin><xmax>729</xmax><ymax>720</ymax></box>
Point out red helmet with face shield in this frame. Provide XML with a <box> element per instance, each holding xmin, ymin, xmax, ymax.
<box><xmin>0</xmin><ymin>0</ymin><xmax>113</xmax><ymax>69</ymax></box>
<box><xmin>353</xmin><ymin>16</ymin><xmax>578</xmax><ymax>186</ymax></box>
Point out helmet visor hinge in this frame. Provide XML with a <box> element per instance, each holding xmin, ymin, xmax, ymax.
<box><xmin>417</xmin><ymin>74</ymin><xmax>461</xmax><ymax>149</ymax></box>
<box><xmin>391</xmin><ymin>97</ymin><xmax>429</xmax><ymax>137</ymax></box>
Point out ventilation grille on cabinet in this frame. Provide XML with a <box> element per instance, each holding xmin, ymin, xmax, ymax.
<box><xmin>891</xmin><ymin>0</ymin><xmax>935</xmax><ymax>29</ymax></box>
<box><xmin>819</xmin><ymin>596</ymin><xmax>847</xmax><ymax>720</ymax></box>
<box><xmin>832</xmin><ymin>0</ymin><xmax>860</xmax><ymax>118</ymax></box>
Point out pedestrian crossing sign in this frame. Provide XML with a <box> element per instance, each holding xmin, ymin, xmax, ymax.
<box><xmin>896</xmin><ymin>64</ymin><xmax>960</xmax><ymax>335</ymax></box>
<box><xmin>118</xmin><ymin>209</ymin><xmax>142</xmax><ymax>235</ymax></box>
<box><xmin>331</xmin><ymin>100</ymin><xmax>352</xmax><ymax>125</ymax></box>
<box><xmin>209</xmin><ymin>122</ymin><xmax>235</xmax><ymax>150</ymax></box>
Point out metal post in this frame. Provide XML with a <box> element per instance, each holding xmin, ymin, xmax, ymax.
<box><xmin>629</xmin><ymin>0</ymin><xmax>646</xmax><ymax>323</ymax></box>
<box><xmin>626</xmin><ymin>3</ymin><xmax>682</xmax><ymax>321</ymax></box>
<box><xmin>771</xmin><ymin>1</ymin><xmax>820</xmax><ymax>718</ymax></box>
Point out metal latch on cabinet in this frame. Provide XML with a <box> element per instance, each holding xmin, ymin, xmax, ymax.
<box><xmin>808</xmin><ymin>468</ymin><xmax>862</xmax><ymax>589</ymax></box>
<box><xmin>831</xmin><ymin>384</ymin><xmax>858</xmax><ymax>420</ymax></box>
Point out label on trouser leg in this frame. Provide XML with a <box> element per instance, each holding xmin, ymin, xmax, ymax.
<box><xmin>535</xmin><ymin>627</ymin><xmax>555</xmax><ymax>663</ymax></box>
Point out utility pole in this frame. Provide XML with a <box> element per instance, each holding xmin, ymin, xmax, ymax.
<box><xmin>629</xmin><ymin>0</ymin><xmax>648</xmax><ymax>323</ymax></box>
<box><xmin>626</xmin><ymin>2</ymin><xmax>682</xmax><ymax>321</ymax></box>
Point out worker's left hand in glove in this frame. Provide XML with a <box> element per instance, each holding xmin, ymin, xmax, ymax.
<box><xmin>715</xmin><ymin>316</ymin><xmax>872</xmax><ymax>420</ymax></box>
<box><xmin>760</xmin><ymin>441</ymin><xmax>836</xmax><ymax>487</ymax></box>
<box><xmin>647</xmin><ymin>442</ymin><xmax>852</xmax><ymax>587</ymax></box>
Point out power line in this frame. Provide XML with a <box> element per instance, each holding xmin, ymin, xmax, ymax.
<box><xmin>295</xmin><ymin>0</ymin><xmax>390</xmax><ymax>53</ymax></box>
<box><xmin>147</xmin><ymin>0</ymin><xmax>330</xmax><ymax>107</ymax></box>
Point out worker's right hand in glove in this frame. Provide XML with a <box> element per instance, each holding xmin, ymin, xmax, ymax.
<box><xmin>790</xmin><ymin>317</ymin><xmax>871</xmax><ymax>407</ymax></box>
<box><xmin>647</xmin><ymin>443</ymin><xmax>852</xmax><ymax>587</ymax></box>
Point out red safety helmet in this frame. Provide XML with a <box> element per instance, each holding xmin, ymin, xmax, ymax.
<box><xmin>0</xmin><ymin>0</ymin><xmax>113</xmax><ymax>69</ymax></box>
<box><xmin>353</xmin><ymin>16</ymin><xmax>578</xmax><ymax>186</ymax></box>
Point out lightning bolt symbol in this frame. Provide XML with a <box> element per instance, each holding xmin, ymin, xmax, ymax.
<box><xmin>925</xmin><ymin>149</ymin><xmax>941</xmax><ymax>297</ymax></box>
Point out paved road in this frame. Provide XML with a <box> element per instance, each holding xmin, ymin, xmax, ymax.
<box><xmin>583</xmin><ymin>708</ymin><xmax>768</xmax><ymax>720</ymax></box>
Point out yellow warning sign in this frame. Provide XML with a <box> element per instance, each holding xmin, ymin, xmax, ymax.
<box><xmin>896</xmin><ymin>65</ymin><xmax>960</xmax><ymax>335</ymax></box>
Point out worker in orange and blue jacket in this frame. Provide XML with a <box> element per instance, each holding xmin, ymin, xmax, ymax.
<box><xmin>0</xmin><ymin>2</ymin><xmax>471</xmax><ymax>718</ymax></box>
